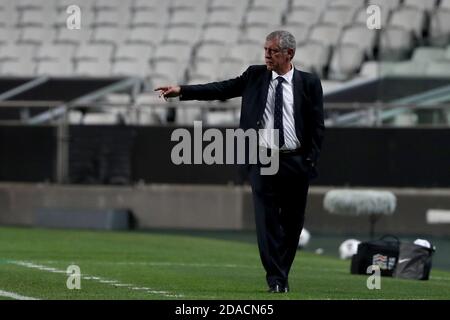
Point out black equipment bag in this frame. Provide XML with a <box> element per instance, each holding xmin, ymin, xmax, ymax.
<box><xmin>351</xmin><ymin>235</ymin><xmax>400</xmax><ymax>277</ymax></box>
<box><xmin>393</xmin><ymin>242</ymin><xmax>435</xmax><ymax>280</ymax></box>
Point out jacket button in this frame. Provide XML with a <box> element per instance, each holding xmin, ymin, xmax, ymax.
<box><xmin>256</xmin><ymin>120</ymin><xmax>261</xmax><ymax>127</ymax></box>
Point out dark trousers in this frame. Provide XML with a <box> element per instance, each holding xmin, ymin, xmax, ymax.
<box><xmin>248</xmin><ymin>153</ymin><xmax>310</xmax><ymax>288</ymax></box>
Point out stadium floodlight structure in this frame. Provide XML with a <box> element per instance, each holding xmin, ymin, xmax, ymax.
<box><xmin>323</xmin><ymin>189</ymin><xmax>396</xmax><ymax>239</ymax></box>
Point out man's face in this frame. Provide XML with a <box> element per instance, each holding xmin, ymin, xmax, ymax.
<box><xmin>264</xmin><ymin>38</ymin><xmax>292</xmax><ymax>73</ymax></box>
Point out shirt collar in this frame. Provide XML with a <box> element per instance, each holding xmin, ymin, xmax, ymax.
<box><xmin>271</xmin><ymin>64</ymin><xmax>294</xmax><ymax>85</ymax></box>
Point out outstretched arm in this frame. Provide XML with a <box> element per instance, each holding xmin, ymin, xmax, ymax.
<box><xmin>154</xmin><ymin>67</ymin><xmax>250</xmax><ymax>101</ymax></box>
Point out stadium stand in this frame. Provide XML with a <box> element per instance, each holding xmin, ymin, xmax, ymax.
<box><xmin>0</xmin><ymin>0</ymin><xmax>448</xmax><ymax>125</ymax></box>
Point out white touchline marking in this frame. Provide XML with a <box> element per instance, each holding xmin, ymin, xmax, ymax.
<box><xmin>9</xmin><ymin>260</ymin><xmax>184</xmax><ymax>298</ymax></box>
<box><xmin>0</xmin><ymin>289</ymin><xmax>39</xmax><ymax>300</ymax></box>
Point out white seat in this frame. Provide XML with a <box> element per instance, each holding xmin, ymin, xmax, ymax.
<box><xmin>74</xmin><ymin>60</ymin><xmax>112</xmax><ymax>76</ymax></box>
<box><xmin>93</xmin><ymin>10</ymin><xmax>131</xmax><ymax>27</ymax></box>
<box><xmin>112</xmin><ymin>60</ymin><xmax>150</xmax><ymax>77</ymax></box>
<box><xmin>194</xmin><ymin>43</ymin><xmax>228</xmax><ymax>62</ymax></box>
<box><xmin>353</xmin><ymin>6</ymin><xmax>391</xmax><ymax>28</ymax></box>
<box><xmin>209</xmin><ymin>0</ymin><xmax>249</xmax><ymax>12</ymax></box>
<box><xmin>169</xmin><ymin>9</ymin><xmax>207</xmax><ymax>27</ymax></box>
<box><xmin>18</xmin><ymin>9</ymin><xmax>57</xmax><ymax>28</ymax></box>
<box><xmin>0</xmin><ymin>28</ymin><xmax>20</xmax><ymax>44</ymax></box>
<box><xmin>151</xmin><ymin>60</ymin><xmax>186</xmax><ymax>83</ymax></box>
<box><xmin>228</xmin><ymin>43</ymin><xmax>262</xmax><ymax>63</ymax></box>
<box><xmin>205</xmin><ymin>9</ymin><xmax>244</xmax><ymax>27</ymax></box>
<box><xmin>54</xmin><ymin>8</ymin><xmax>95</xmax><ymax>29</ymax></box>
<box><xmin>252</xmin><ymin>0</ymin><xmax>289</xmax><ymax>11</ymax></box>
<box><xmin>286</xmin><ymin>9</ymin><xmax>321</xmax><ymax>26</ymax></box>
<box><xmin>429</xmin><ymin>10</ymin><xmax>450</xmax><ymax>46</ymax></box>
<box><xmin>359</xmin><ymin>61</ymin><xmax>380</xmax><ymax>78</ymax></box>
<box><xmin>320</xmin><ymin>6</ymin><xmax>358</xmax><ymax>28</ymax></box>
<box><xmin>153</xmin><ymin>43</ymin><xmax>192</xmax><ymax>64</ymax></box>
<box><xmin>218</xmin><ymin>58</ymin><xmax>247</xmax><ymax>79</ymax></box>
<box><xmin>441</xmin><ymin>0</ymin><xmax>450</xmax><ymax>10</ymax></box>
<box><xmin>171</xmin><ymin>0</ymin><xmax>208</xmax><ymax>11</ymax></box>
<box><xmin>328</xmin><ymin>0</ymin><xmax>366</xmax><ymax>8</ymax></box>
<box><xmin>56</xmin><ymin>0</ymin><xmax>95</xmax><ymax>11</ymax></box>
<box><xmin>282</xmin><ymin>23</ymin><xmax>312</xmax><ymax>45</ymax></box>
<box><xmin>239</xmin><ymin>26</ymin><xmax>271</xmax><ymax>45</ymax></box>
<box><xmin>245</xmin><ymin>8</ymin><xmax>282</xmax><ymax>27</ymax></box>
<box><xmin>340</xmin><ymin>25</ymin><xmax>378</xmax><ymax>57</ymax></box>
<box><xmin>291</xmin><ymin>0</ymin><xmax>328</xmax><ymax>10</ymax></box>
<box><xmin>0</xmin><ymin>44</ymin><xmax>36</xmax><ymax>62</ymax></box>
<box><xmin>328</xmin><ymin>44</ymin><xmax>365</xmax><ymax>80</ymax></box>
<box><xmin>19</xmin><ymin>27</ymin><xmax>56</xmax><ymax>45</ymax></box>
<box><xmin>114</xmin><ymin>44</ymin><xmax>153</xmax><ymax>63</ymax></box>
<box><xmin>0</xmin><ymin>7</ymin><xmax>19</xmax><ymax>28</ymax></box>
<box><xmin>35</xmin><ymin>44</ymin><xmax>76</xmax><ymax>61</ymax></box>
<box><xmin>36</xmin><ymin>60</ymin><xmax>74</xmax><ymax>76</ymax></box>
<box><xmin>389</xmin><ymin>7</ymin><xmax>425</xmax><ymax>38</ymax></box>
<box><xmin>379</xmin><ymin>27</ymin><xmax>414</xmax><ymax>60</ymax></box>
<box><xmin>91</xmin><ymin>27</ymin><xmax>129</xmax><ymax>46</ymax></box>
<box><xmin>131</xmin><ymin>10</ymin><xmax>169</xmax><ymax>27</ymax></box>
<box><xmin>0</xmin><ymin>60</ymin><xmax>35</xmax><ymax>76</ymax></box>
<box><xmin>55</xmin><ymin>28</ymin><xmax>93</xmax><ymax>45</ymax></box>
<box><xmin>308</xmin><ymin>24</ymin><xmax>343</xmax><ymax>48</ymax></box>
<box><xmin>165</xmin><ymin>26</ymin><xmax>202</xmax><ymax>45</ymax></box>
<box><xmin>294</xmin><ymin>41</ymin><xmax>330</xmax><ymax>76</ymax></box>
<box><xmin>131</xmin><ymin>0</ymin><xmax>169</xmax><ymax>12</ymax></box>
<box><xmin>127</xmin><ymin>26</ymin><xmax>164</xmax><ymax>47</ymax></box>
<box><xmin>94</xmin><ymin>0</ymin><xmax>132</xmax><ymax>12</ymax></box>
<box><xmin>403</xmin><ymin>0</ymin><xmax>437</xmax><ymax>12</ymax></box>
<box><xmin>16</xmin><ymin>0</ymin><xmax>56</xmax><ymax>11</ymax></box>
<box><xmin>189</xmin><ymin>60</ymin><xmax>218</xmax><ymax>79</ymax></box>
<box><xmin>367</xmin><ymin>0</ymin><xmax>401</xmax><ymax>11</ymax></box>
<box><xmin>202</xmin><ymin>26</ymin><xmax>240</xmax><ymax>45</ymax></box>
<box><xmin>74</xmin><ymin>44</ymin><xmax>114</xmax><ymax>62</ymax></box>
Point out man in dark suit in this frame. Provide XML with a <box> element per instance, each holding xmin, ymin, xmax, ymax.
<box><xmin>156</xmin><ymin>30</ymin><xmax>324</xmax><ymax>293</ymax></box>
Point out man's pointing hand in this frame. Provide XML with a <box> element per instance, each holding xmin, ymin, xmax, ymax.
<box><xmin>154</xmin><ymin>86</ymin><xmax>181</xmax><ymax>100</ymax></box>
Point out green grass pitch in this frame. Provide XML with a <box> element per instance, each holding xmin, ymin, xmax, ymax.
<box><xmin>0</xmin><ymin>227</ymin><xmax>449</xmax><ymax>300</ymax></box>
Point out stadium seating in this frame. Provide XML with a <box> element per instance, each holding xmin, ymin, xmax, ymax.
<box><xmin>0</xmin><ymin>0</ymin><xmax>448</xmax><ymax>125</ymax></box>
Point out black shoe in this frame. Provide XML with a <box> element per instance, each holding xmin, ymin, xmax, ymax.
<box><xmin>267</xmin><ymin>283</ymin><xmax>288</xmax><ymax>293</ymax></box>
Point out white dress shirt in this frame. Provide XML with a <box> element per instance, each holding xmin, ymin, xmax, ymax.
<box><xmin>259</xmin><ymin>65</ymin><xmax>301</xmax><ymax>150</ymax></box>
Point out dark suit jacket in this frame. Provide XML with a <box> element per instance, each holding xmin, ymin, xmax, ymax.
<box><xmin>179</xmin><ymin>65</ymin><xmax>325</xmax><ymax>174</ymax></box>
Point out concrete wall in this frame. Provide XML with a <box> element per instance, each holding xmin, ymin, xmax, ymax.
<box><xmin>0</xmin><ymin>183</ymin><xmax>449</xmax><ymax>236</ymax></box>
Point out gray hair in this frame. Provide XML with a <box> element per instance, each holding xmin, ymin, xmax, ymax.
<box><xmin>266</xmin><ymin>30</ymin><xmax>296</xmax><ymax>57</ymax></box>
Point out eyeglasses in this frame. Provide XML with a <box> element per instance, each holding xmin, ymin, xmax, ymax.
<box><xmin>264</xmin><ymin>47</ymin><xmax>283</xmax><ymax>56</ymax></box>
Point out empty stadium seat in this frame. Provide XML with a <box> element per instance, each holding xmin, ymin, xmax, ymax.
<box><xmin>441</xmin><ymin>0</ymin><xmax>450</xmax><ymax>10</ymax></box>
<box><xmin>36</xmin><ymin>60</ymin><xmax>74</xmax><ymax>76</ymax></box>
<box><xmin>0</xmin><ymin>60</ymin><xmax>35</xmax><ymax>76</ymax></box>
<box><xmin>209</xmin><ymin>0</ymin><xmax>250</xmax><ymax>12</ymax></box>
<box><xmin>379</xmin><ymin>27</ymin><xmax>414</xmax><ymax>60</ymax></box>
<box><xmin>320</xmin><ymin>6</ymin><xmax>358</xmax><ymax>28</ymax></box>
<box><xmin>353</xmin><ymin>5</ymin><xmax>390</xmax><ymax>27</ymax></box>
<box><xmin>240</xmin><ymin>26</ymin><xmax>271</xmax><ymax>45</ymax></box>
<box><xmin>189</xmin><ymin>60</ymin><xmax>218</xmax><ymax>80</ymax></box>
<box><xmin>281</xmin><ymin>24</ymin><xmax>311</xmax><ymax>45</ymax></box>
<box><xmin>245</xmin><ymin>8</ymin><xmax>282</xmax><ymax>27</ymax></box>
<box><xmin>202</xmin><ymin>26</ymin><xmax>240</xmax><ymax>45</ymax></box>
<box><xmin>291</xmin><ymin>0</ymin><xmax>328</xmax><ymax>10</ymax></box>
<box><xmin>0</xmin><ymin>7</ymin><xmax>19</xmax><ymax>28</ymax></box>
<box><xmin>367</xmin><ymin>0</ymin><xmax>401</xmax><ymax>11</ymax></box>
<box><xmin>171</xmin><ymin>0</ymin><xmax>209</xmax><ymax>11</ymax></box>
<box><xmin>19</xmin><ymin>27</ymin><xmax>56</xmax><ymax>45</ymax></box>
<box><xmin>75</xmin><ymin>60</ymin><xmax>112</xmax><ymax>77</ymax></box>
<box><xmin>18</xmin><ymin>9</ymin><xmax>57</xmax><ymax>28</ymax></box>
<box><xmin>131</xmin><ymin>10</ymin><xmax>169</xmax><ymax>27</ymax></box>
<box><xmin>218</xmin><ymin>58</ymin><xmax>247</xmax><ymax>79</ymax></box>
<box><xmin>153</xmin><ymin>43</ymin><xmax>192</xmax><ymax>64</ymax></box>
<box><xmin>228</xmin><ymin>43</ymin><xmax>262</xmax><ymax>64</ymax></box>
<box><xmin>111</xmin><ymin>60</ymin><xmax>149</xmax><ymax>77</ymax></box>
<box><xmin>0</xmin><ymin>44</ymin><xmax>36</xmax><ymax>62</ymax></box>
<box><xmin>170</xmin><ymin>9</ymin><xmax>207</xmax><ymax>27</ymax></box>
<box><xmin>389</xmin><ymin>6</ymin><xmax>426</xmax><ymax>39</ymax></box>
<box><xmin>132</xmin><ymin>0</ymin><xmax>170</xmax><ymax>12</ymax></box>
<box><xmin>387</xmin><ymin>61</ymin><xmax>427</xmax><ymax>76</ymax></box>
<box><xmin>127</xmin><ymin>26</ymin><xmax>164</xmax><ymax>47</ymax></box>
<box><xmin>359</xmin><ymin>61</ymin><xmax>381</xmax><ymax>78</ymax></box>
<box><xmin>114</xmin><ymin>44</ymin><xmax>153</xmax><ymax>63</ymax></box>
<box><xmin>194</xmin><ymin>43</ymin><xmax>227</xmax><ymax>63</ymax></box>
<box><xmin>252</xmin><ymin>0</ymin><xmax>289</xmax><ymax>12</ymax></box>
<box><xmin>74</xmin><ymin>44</ymin><xmax>114</xmax><ymax>62</ymax></box>
<box><xmin>0</xmin><ymin>28</ymin><xmax>20</xmax><ymax>44</ymax></box>
<box><xmin>91</xmin><ymin>27</ymin><xmax>129</xmax><ymax>46</ymax></box>
<box><xmin>328</xmin><ymin>44</ymin><xmax>365</xmax><ymax>80</ymax></box>
<box><xmin>35</xmin><ymin>44</ymin><xmax>76</xmax><ymax>61</ymax></box>
<box><xmin>294</xmin><ymin>41</ymin><xmax>330</xmax><ymax>76</ymax></box>
<box><xmin>429</xmin><ymin>10</ymin><xmax>450</xmax><ymax>46</ymax></box>
<box><xmin>93</xmin><ymin>10</ymin><xmax>131</xmax><ymax>28</ymax></box>
<box><xmin>151</xmin><ymin>60</ymin><xmax>187</xmax><ymax>83</ymax></box>
<box><xmin>205</xmin><ymin>9</ymin><xmax>244</xmax><ymax>27</ymax></box>
<box><xmin>403</xmin><ymin>0</ymin><xmax>437</xmax><ymax>13</ymax></box>
<box><xmin>328</xmin><ymin>0</ymin><xmax>366</xmax><ymax>9</ymax></box>
<box><xmin>286</xmin><ymin>9</ymin><xmax>321</xmax><ymax>26</ymax></box>
<box><xmin>165</xmin><ymin>25</ymin><xmax>202</xmax><ymax>45</ymax></box>
<box><xmin>340</xmin><ymin>25</ymin><xmax>378</xmax><ymax>58</ymax></box>
<box><xmin>55</xmin><ymin>28</ymin><xmax>93</xmax><ymax>46</ymax></box>
<box><xmin>309</xmin><ymin>24</ymin><xmax>343</xmax><ymax>48</ymax></box>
